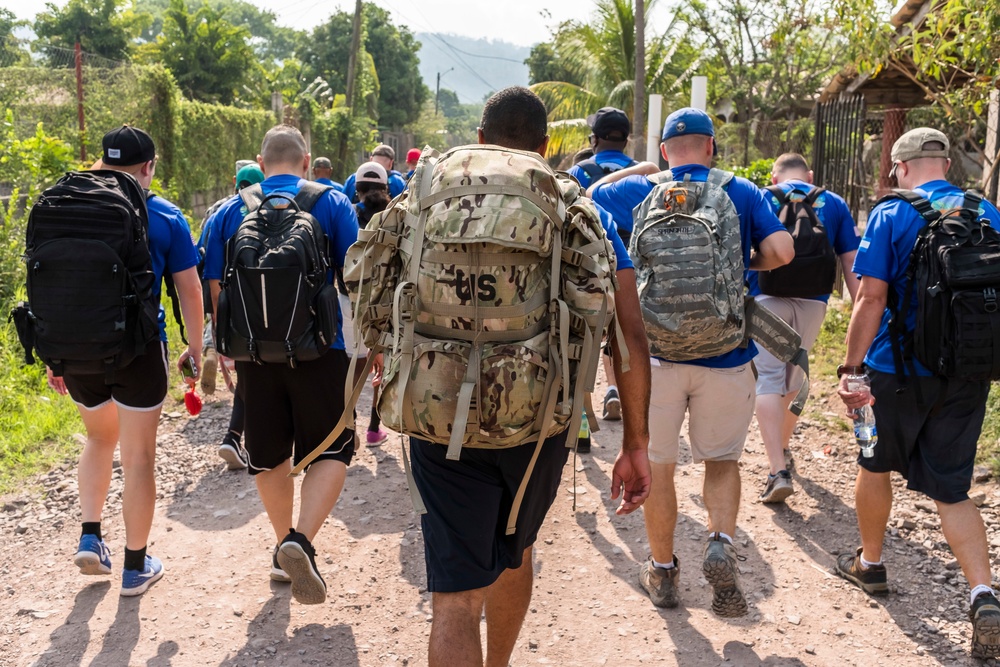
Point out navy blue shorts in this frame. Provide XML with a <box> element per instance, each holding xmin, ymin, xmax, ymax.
<box><xmin>864</xmin><ymin>371</ymin><xmax>989</xmax><ymax>503</ymax></box>
<box><xmin>410</xmin><ymin>429</ymin><xmax>571</xmax><ymax>593</ymax></box>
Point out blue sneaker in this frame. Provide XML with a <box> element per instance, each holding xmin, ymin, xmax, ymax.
<box><xmin>74</xmin><ymin>534</ymin><xmax>112</xmax><ymax>575</ymax></box>
<box><xmin>120</xmin><ymin>555</ymin><xmax>164</xmax><ymax>597</ymax></box>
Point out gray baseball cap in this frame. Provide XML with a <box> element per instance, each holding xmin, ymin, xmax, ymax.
<box><xmin>891</xmin><ymin>128</ymin><xmax>950</xmax><ymax>163</ymax></box>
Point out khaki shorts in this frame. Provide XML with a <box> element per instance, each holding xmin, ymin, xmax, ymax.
<box><xmin>754</xmin><ymin>296</ymin><xmax>827</xmax><ymax>396</ymax></box>
<box><xmin>648</xmin><ymin>360</ymin><xmax>756</xmax><ymax>464</ymax></box>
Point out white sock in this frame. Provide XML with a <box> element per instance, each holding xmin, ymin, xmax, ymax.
<box><xmin>710</xmin><ymin>532</ymin><xmax>733</xmax><ymax>545</ymax></box>
<box><xmin>606</xmin><ymin>385</ymin><xmax>618</xmax><ymax>397</ymax></box>
<box><xmin>859</xmin><ymin>553</ymin><xmax>882</xmax><ymax>569</ymax></box>
<box><xmin>652</xmin><ymin>558</ymin><xmax>676</xmax><ymax>571</ymax></box>
<box><xmin>971</xmin><ymin>584</ymin><xmax>997</xmax><ymax>606</ymax></box>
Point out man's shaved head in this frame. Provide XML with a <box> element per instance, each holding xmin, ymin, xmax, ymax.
<box><xmin>261</xmin><ymin>125</ymin><xmax>307</xmax><ymax>167</ymax></box>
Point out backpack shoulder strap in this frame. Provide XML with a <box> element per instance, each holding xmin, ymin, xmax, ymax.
<box><xmin>576</xmin><ymin>159</ymin><xmax>607</xmax><ymax>184</ymax></box>
<box><xmin>764</xmin><ymin>184</ymin><xmax>787</xmax><ymax>207</ymax></box>
<box><xmin>293</xmin><ymin>181</ymin><xmax>332</xmax><ymax>214</ymax></box>
<box><xmin>803</xmin><ymin>186</ymin><xmax>826</xmax><ymax>206</ymax></box>
<box><xmin>707</xmin><ymin>168</ymin><xmax>734</xmax><ymax>188</ymax></box>
<box><xmin>878</xmin><ymin>189</ymin><xmax>940</xmax><ymax>225</ymax></box>
<box><xmin>239</xmin><ymin>183</ymin><xmax>264</xmax><ymax>212</ymax></box>
<box><xmin>963</xmin><ymin>190</ymin><xmax>984</xmax><ymax>220</ymax></box>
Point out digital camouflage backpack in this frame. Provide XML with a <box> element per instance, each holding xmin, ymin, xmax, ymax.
<box><xmin>294</xmin><ymin>145</ymin><xmax>621</xmax><ymax>534</ymax></box>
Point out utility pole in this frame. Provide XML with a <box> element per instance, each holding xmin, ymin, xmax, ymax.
<box><xmin>632</xmin><ymin>0</ymin><xmax>646</xmax><ymax>161</ymax></box>
<box><xmin>339</xmin><ymin>0</ymin><xmax>363</xmax><ymax>175</ymax></box>
<box><xmin>435</xmin><ymin>68</ymin><xmax>454</xmax><ymax>115</ymax></box>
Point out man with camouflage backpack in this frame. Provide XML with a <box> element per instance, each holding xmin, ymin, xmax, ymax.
<box><xmin>340</xmin><ymin>86</ymin><xmax>652</xmax><ymax>666</ymax></box>
<box><xmin>590</xmin><ymin>107</ymin><xmax>794</xmax><ymax>617</ymax></box>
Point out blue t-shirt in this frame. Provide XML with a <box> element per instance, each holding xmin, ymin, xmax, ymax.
<box><xmin>203</xmin><ymin>174</ymin><xmax>360</xmax><ymax>350</ymax></box>
<box><xmin>568</xmin><ymin>150</ymin><xmax>636</xmax><ymax>190</ymax></box>
<box><xmin>343</xmin><ymin>170</ymin><xmax>407</xmax><ymax>203</ymax></box>
<box><xmin>747</xmin><ymin>179</ymin><xmax>860</xmax><ymax>302</ymax></box>
<box><xmin>147</xmin><ymin>194</ymin><xmax>200</xmax><ymax>342</ymax></box>
<box><xmin>593</xmin><ymin>202</ymin><xmax>632</xmax><ymax>272</ymax></box>
<box><xmin>316</xmin><ymin>177</ymin><xmax>344</xmax><ymax>193</ymax></box>
<box><xmin>591</xmin><ymin>164</ymin><xmax>786</xmax><ymax>368</ymax></box>
<box><xmin>854</xmin><ymin>180</ymin><xmax>1000</xmax><ymax>376</ymax></box>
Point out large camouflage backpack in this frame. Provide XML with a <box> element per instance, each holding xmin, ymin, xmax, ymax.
<box><xmin>294</xmin><ymin>144</ymin><xmax>620</xmax><ymax>534</ymax></box>
<box><xmin>630</xmin><ymin>169</ymin><xmax>746</xmax><ymax>360</ymax></box>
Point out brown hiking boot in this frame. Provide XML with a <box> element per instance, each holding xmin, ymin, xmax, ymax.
<box><xmin>835</xmin><ymin>547</ymin><xmax>888</xmax><ymax>595</ymax></box>
<box><xmin>638</xmin><ymin>557</ymin><xmax>680</xmax><ymax>608</ymax></box>
<box><xmin>971</xmin><ymin>592</ymin><xmax>1000</xmax><ymax>659</ymax></box>
<box><xmin>702</xmin><ymin>535</ymin><xmax>748</xmax><ymax>617</ymax></box>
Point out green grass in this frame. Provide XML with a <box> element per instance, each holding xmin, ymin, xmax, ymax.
<box><xmin>978</xmin><ymin>386</ymin><xmax>1000</xmax><ymax>473</ymax></box>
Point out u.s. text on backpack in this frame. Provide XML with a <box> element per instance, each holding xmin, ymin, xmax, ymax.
<box><xmin>216</xmin><ymin>181</ymin><xmax>339</xmax><ymax>367</ymax></box>
<box><xmin>11</xmin><ymin>170</ymin><xmax>159</xmax><ymax>377</ymax></box>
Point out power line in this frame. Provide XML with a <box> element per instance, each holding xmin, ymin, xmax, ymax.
<box><xmin>432</xmin><ymin>38</ymin><xmax>525</xmax><ymax>64</ymax></box>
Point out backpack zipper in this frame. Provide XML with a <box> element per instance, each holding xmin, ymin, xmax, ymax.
<box><xmin>261</xmin><ymin>273</ymin><xmax>269</xmax><ymax>329</ymax></box>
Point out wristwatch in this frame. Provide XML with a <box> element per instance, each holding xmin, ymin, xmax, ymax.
<box><xmin>836</xmin><ymin>364</ymin><xmax>865</xmax><ymax>378</ymax></box>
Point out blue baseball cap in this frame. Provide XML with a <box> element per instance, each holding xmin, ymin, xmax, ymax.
<box><xmin>661</xmin><ymin>107</ymin><xmax>717</xmax><ymax>155</ymax></box>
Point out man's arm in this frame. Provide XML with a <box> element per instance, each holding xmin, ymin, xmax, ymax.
<box><xmin>586</xmin><ymin>161</ymin><xmax>660</xmax><ymax>198</ymax></box>
<box><xmin>837</xmin><ymin>275</ymin><xmax>888</xmax><ymax>415</ymax></box>
<box><xmin>172</xmin><ymin>266</ymin><xmax>204</xmax><ymax>381</ymax></box>
<box><xmin>839</xmin><ymin>250</ymin><xmax>861</xmax><ymax>302</ymax></box>
<box><xmin>749</xmin><ymin>230</ymin><xmax>794</xmax><ymax>270</ymax></box>
<box><xmin>608</xmin><ymin>268</ymin><xmax>652</xmax><ymax>515</ymax></box>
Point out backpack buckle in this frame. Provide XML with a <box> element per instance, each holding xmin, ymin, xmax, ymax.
<box><xmin>285</xmin><ymin>341</ymin><xmax>298</xmax><ymax>369</ymax></box>
<box><xmin>985</xmin><ymin>288</ymin><xmax>998</xmax><ymax>313</ymax></box>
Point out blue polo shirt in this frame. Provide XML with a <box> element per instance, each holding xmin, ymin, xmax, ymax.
<box><xmin>147</xmin><ymin>194</ymin><xmax>200</xmax><ymax>342</ymax></box>
<box><xmin>316</xmin><ymin>176</ymin><xmax>344</xmax><ymax>193</ymax></box>
<box><xmin>343</xmin><ymin>170</ymin><xmax>407</xmax><ymax>203</ymax></box>
<box><xmin>854</xmin><ymin>180</ymin><xmax>1000</xmax><ymax>376</ymax></box>
<box><xmin>591</xmin><ymin>164</ymin><xmax>786</xmax><ymax>368</ymax></box>
<box><xmin>747</xmin><ymin>179</ymin><xmax>860</xmax><ymax>302</ymax></box>
<box><xmin>594</xmin><ymin>202</ymin><xmax>632</xmax><ymax>272</ymax></box>
<box><xmin>568</xmin><ymin>150</ymin><xmax>636</xmax><ymax>190</ymax></box>
<box><xmin>202</xmin><ymin>174</ymin><xmax>360</xmax><ymax>350</ymax></box>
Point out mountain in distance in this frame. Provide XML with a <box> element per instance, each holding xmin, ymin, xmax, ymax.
<box><xmin>415</xmin><ymin>32</ymin><xmax>531</xmax><ymax>106</ymax></box>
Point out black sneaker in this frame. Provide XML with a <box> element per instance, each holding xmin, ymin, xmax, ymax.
<box><xmin>970</xmin><ymin>592</ymin><xmax>1000</xmax><ymax>659</ymax></box>
<box><xmin>602</xmin><ymin>388</ymin><xmax>621</xmax><ymax>421</ymax></box>
<box><xmin>835</xmin><ymin>547</ymin><xmax>888</xmax><ymax>595</ymax></box>
<box><xmin>276</xmin><ymin>529</ymin><xmax>326</xmax><ymax>604</ymax></box>
<box><xmin>218</xmin><ymin>433</ymin><xmax>248</xmax><ymax>471</ymax></box>
<box><xmin>270</xmin><ymin>545</ymin><xmax>291</xmax><ymax>583</ymax></box>
<box><xmin>759</xmin><ymin>470</ymin><xmax>794</xmax><ymax>504</ymax></box>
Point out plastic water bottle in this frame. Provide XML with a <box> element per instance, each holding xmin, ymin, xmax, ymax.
<box><xmin>846</xmin><ymin>373</ymin><xmax>877</xmax><ymax>458</ymax></box>
<box><xmin>577</xmin><ymin>412</ymin><xmax>591</xmax><ymax>453</ymax></box>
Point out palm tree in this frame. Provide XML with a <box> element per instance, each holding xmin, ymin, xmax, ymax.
<box><xmin>531</xmin><ymin>0</ymin><xmax>699</xmax><ymax>158</ymax></box>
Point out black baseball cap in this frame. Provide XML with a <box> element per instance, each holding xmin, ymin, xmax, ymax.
<box><xmin>587</xmin><ymin>107</ymin><xmax>631</xmax><ymax>141</ymax></box>
<box><xmin>101</xmin><ymin>125</ymin><xmax>156</xmax><ymax>166</ymax></box>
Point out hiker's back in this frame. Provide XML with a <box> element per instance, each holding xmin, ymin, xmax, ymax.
<box><xmin>348</xmin><ymin>145</ymin><xmax>616</xmax><ymax>454</ymax></box>
<box><xmin>13</xmin><ymin>170</ymin><xmax>158</xmax><ymax>375</ymax></box>
<box><xmin>630</xmin><ymin>169</ymin><xmax>745</xmax><ymax>360</ymax></box>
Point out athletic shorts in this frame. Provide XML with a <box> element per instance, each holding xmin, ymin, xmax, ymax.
<box><xmin>648</xmin><ymin>360</ymin><xmax>756</xmax><ymax>465</ymax></box>
<box><xmin>236</xmin><ymin>348</ymin><xmax>355</xmax><ymax>474</ymax></box>
<box><xmin>63</xmin><ymin>340</ymin><xmax>169</xmax><ymax>412</ymax></box>
<box><xmin>754</xmin><ymin>296</ymin><xmax>827</xmax><ymax>396</ymax></box>
<box><xmin>864</xmin><ymin>371</ymin><xmax>989</xmax><ymax>503</ymax></box>
<box><xmin>410</xmin><ymin>429</ymin><xmax>571</xmax><ymax>592</ymax></box>
<box><xmin>338</xmin><ymin>293</ymin><xmax>368</xmax><ymax>358</ymax></box>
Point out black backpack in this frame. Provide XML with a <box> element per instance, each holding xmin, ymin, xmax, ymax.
<box><xmin>10</xmin><ymin>170</ymin><xmax>159</xmax><ymax>379</ymax></box>
<box><xmin>216</xmin><ymin>182</ymin><xmax>340</xmax><ymax>367</ymax></box>
<box><xmin>758</xmin><ymin>185</ymin><xmax>838</xmax><ymax>298</ymax></box>
<box><xmin>887</xmin><ymin>189</ymin><xmax>1000</xmax><ymax>382</ymax></box>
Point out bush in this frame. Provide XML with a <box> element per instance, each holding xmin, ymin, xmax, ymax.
<box><xmin>729</xmin><ymin>158</ymin><xmax>775</xmax><ymax>188</ymax></box>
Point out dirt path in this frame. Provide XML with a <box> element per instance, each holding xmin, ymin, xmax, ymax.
<box><xmin>2</xmin><ymin>372</ymin><xmax>1000</xmax><ymax>667</ymax></box>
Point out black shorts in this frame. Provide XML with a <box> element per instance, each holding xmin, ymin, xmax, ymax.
<box><xmin>864</xmin><ymin>371</ymin><xmax>990</xmax><ymax>503</ymax></box>
<box><xmin>236</xmin><ymin>349</ymin><xmax>355</xmax><ymax>474</ymax></box>
<box><xmin>63</xmin><ymin>340</ymin><xmax>169</xmax><ymax>411</ymax></box>
<box><xmin>410</xmin><ymin>429</ymin><xmax>570</xmax><ymax>593</ymax></box>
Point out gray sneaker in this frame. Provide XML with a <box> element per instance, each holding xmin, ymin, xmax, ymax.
<box><xmin>638</xmin><ymin>557</ymin><xmax>680</xmax><ymax>608</ymax></box>
<box><xmin>702</xmin><ymin>535</ymin><xmax>748</xmax><ymax>617</ymax></box>
<box><xmin>759</xmin><ymin>470</ymin><xmax>794</xmax><ymax>504</ymax></box>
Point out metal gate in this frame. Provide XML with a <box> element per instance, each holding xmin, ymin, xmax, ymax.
<box><xmin>813</xmin><ymin>95</ymin><xmax>867</xmax><ymax>219</ymax></box>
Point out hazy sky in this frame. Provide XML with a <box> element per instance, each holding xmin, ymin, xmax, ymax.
<box><xmin>3</xmin><ymin>0</ymin><xmax>674</xmax><ymax>47</ymax></box>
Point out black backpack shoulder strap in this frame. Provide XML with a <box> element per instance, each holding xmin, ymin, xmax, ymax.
<box><xmin>146</xmin><ymin>190</ymin><xmax>188</xmax><ymax>345</ymax></box>
<box><xmin>803</xmin><ymin>186</ymin><xmax>826</xmax><ymax>206</ymax></box>
<box><xmin>293</xmin><ymin>181</ymin><xmax>332</xmax><ymax>214</ymax></box>
<box><xmin>963</xmin><ymin>190</ymin><xmax>984</xmax><ymax>221</ymax></box>
<box><xmin>576</xmin><ymin>159</ymin><xmax>607</xmax><ymax>185</ymax></box>
<box><xmin>239</xmin><ymin>183</ymin><xmax>264</xmax><ymax>212</ymax></box>
<box><xmin>878</xmin><ymin>188</ymin><xmax>940</xmax><ymax>225</ymax></box>
<box><xmin>764</xmin><ymin>185</ymin><xmax>787</xmax><ymax>207</ymax></box>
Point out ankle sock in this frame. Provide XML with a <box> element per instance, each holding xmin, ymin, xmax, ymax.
<box><xmin>606</xmin><ymin>385</ymin><xmax>618</xmax><ymax>396</ymax></box>
<box><xmin>859</xmin><ymin>554</ymin><xmax>882</xmax><ymax>570</ymax></box>
<box><xmin>124</xmin><ymin>547</ymin><xmax>147</xmax><ymax>572</ymax></box>
<box><xmin>710</xmin><ymin>532</ymin><xmax>733</xmax><ymax>545</ymax></box>
<box><xmin>81</xmin><ymin>522</ymin><xmax>102</xmax><ymax>541</ymax></box>
<box><xmin>971</xmin><ymin>584</ymin><xmax>997</xmax><ymax>606</ymax></box>
<box><xmin>652</xmin><ymin>558</ymin><xmax>676</xmax><ymax>571</ymax></box>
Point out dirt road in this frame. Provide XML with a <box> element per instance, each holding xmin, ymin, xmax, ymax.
<box><xmin>2</xmin><ymin>375</ymin><xmax>999</xmax><ymax>666</ymax></box>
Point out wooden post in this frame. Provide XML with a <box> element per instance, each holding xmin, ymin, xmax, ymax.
<box><xmin>75</xmin><ymin>42</ymin><xmax>86</xmax><ymax>162</ymax></box>
<box><xmin>339</xmin><ymin>0</ymin><xmax>363</xmax><ymax>175</ymax></box>
<box><xmin>878</xmin><ymin>106</ymin><xmax>906</xmax><ymax>197</ymax></box>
